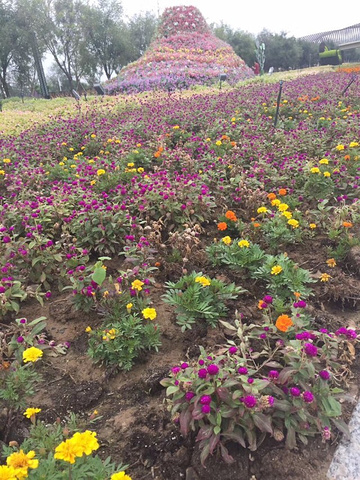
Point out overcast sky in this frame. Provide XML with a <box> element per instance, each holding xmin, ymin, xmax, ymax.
<box><xmin>121</xmin><ymin>0</ymin><xmax>356</xmax><ymax>38</ymax></box>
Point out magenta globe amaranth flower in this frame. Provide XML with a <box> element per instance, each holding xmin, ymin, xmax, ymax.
<box><xmin>303</xmin><ymin>343</ymin><xmax>318</xmax><ymax>356</ymax></box>
<box><xmin>303</xmin><ymin>391</ymin><xmax>314</xmax><ymax>403</ymax></box>
<box><xmin>290</xmin><ymin>387</ymin><xmax>301</xmax><ymax>397</ymax></box>
<box><xmin>263</xmin><ymin>295</ymin><xmax>273</xmax><ymax>304</ymax></box>
<box><xmin>207</xmin><ymin>364</ymin><xmax>219</xmax><ymax>375</ymax></box>
<box><xmin>200</xmin><ymin>395</ymin><xmax>212</xmax><ymax>405</ymax></box>
<box><xmin>171</xmin><ymin>366</ymin><xmax>181</xmax><ymax>375</ymax></box>
<box><xmin>243</xmin><ymin>395</ymin><xmax>257</xmax><ymax>408</ymax></box>
<box><xmin>198</xmin><ymin>368</ymin><xmax>207</xmax><ymax>379</ymax></box>
<box><xmin>185</xmin><ymin>391</ymin><xmax>195</xmax><ymax>401</ymax></box>
<box><xmin>319</xmin><ymin>370</ymin><xmax>330</xmax><ymax>380</ymax></box>
<box><xmin>201</xmin><ymin>404</ymin><xmax>211</xmax><ymax>414</ymax></box>
<box><xmin>228</xmin><ymin>346</ymin><xmax>237</xmax><ymax>354</ymax></box>
<box><xmin>268</xmin><ymin>370</ymin><xmax>279</xmax><ymax>379</ymax></box>
<box><xmin>238</xmin><ymin>367</ymin><xmax>248</xmax><ymax>375</ymax></box>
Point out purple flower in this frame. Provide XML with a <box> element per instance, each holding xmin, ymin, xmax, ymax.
<box><xmin>185</xmin><ymin>391</ymin><xmax>195</xmax><ymax>401</ymax></box>
<box><xmin>247</xmin><ymin>378</ymin><xmax>254</xmax><ymax>384</ymax></box>
<box><xmin>17</xmin><ymin>336</ymin><xmax>24</xmax><ymax>343</ymax></box>
<box><xmin>303</xmin><ymin>343</ymin><xmax>318</xmax><ymax>356</ymax></box>
<box><xmin>198</xmin><ymin>359</ymin><xmax>204</xmax><ymax>366</ymax></box>
<box><xmin>200</xmin><ymin>395</ymin><xmax>212</xmax><ymax>405</ymax></box>
<box><xmin>243</xmin><ymin>395</ymin><xmax>257</xmax><ymax>408</ymax></box>
<box><xmin>45</xmin><ymin>291</ymin><xmax>52</xmax><ymax>299</ymax></box>
<box><xmin>2</xmin><ymin>236</ymin><xmax>11</xmax><ymax>243</ymax></box>
<box><xmin>319</xmin><ymin>370</ymin><xmax>330</xmax><ymax>380</ymax></box>
<box><xmin>303</xmin><ymin>391</ymin><xmax>314</xmax><ymax>403</ymax></box>
<box><xmin>198</xmin><ymin>368</ymin><xmax>207</xmax><ymax>379</ymax></box>
<box><xmin>297</xmin><ymin>300</ymin><xmax>307</xmax><ymax>308</ymax></box>
<box><xmin>207</xmin><ymin>364</ymin><xmax>219</xmax><ymax>375</ymax></box>
<box><xmin>201</xmin><ymin>404</ymin><xmax>211</xmax><ymax>414</ymax></box>
<box><xmin>228</xmin><ymin>346</ymin><xmax>237</xmax><ymax>354</ymax></box>
<box><xmin>259</xmin><ymin>333</ymin><xmax>267</xmax><ymax>339</ymax></box>
<box><xmin>19</xmin><ymin>318</ymin><xmax>27</xmax><ymax>324</ymax></box>
<box><xmin>0</xmin><ymin>286</ymin><xmax>5</xmax><ymax>293</ymax></box>
<box><xmin>171</xmin><ymin>366</ymin><xmax>181</xmax><ymax>375</ymax></box>
<box><xmin>290</xmin><ymin>387</ymin><xmax>301</xmax><ymax>397</ymax></box>
<box><xmin>238</xmin><ymin>367</ymin><xmax>248</xmax><ymax>375</ymax></box>
<box><xmin>263</xmin><ymin>295</ymin><xmax>273</xmax><ymax>304</ymax></box>
<box><xmin>268</xmin><ymin>370</ymin><xmax>279</xmax><ymax>379</ymax></box>
<box><xmin>181</xmin><ymin>362</ymin><xmax>189</xmax><ymax>369</ymax></box>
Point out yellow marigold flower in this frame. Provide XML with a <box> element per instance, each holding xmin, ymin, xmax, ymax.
<box><xmin>335</xmin><ymin>144</ymin><xmax>345</xmax><ymax>151</ymax></box>
<box><xmin>221</xmin><ymin>236</ymin><xmax>232</xmax><ymax>245</ymax></box>
<box><xmin>287</xmin><ymin>219</ymin><xmax>299</xmax><ymax>228</ymax></box>
<box><xmin>131</xmin><ymin>279</ymin><xmax>144</xmax><ymax>291</ymax></box>
<box><xmin>320</xmin><ymin>273</ymin><xmax>332</xmax><ymax>282</ymax></box>
<box><xmin>71</xmin><ymin>431</ymin><xmax>99</xmax><ymax>455</ymax></box>
<box><xmin>172</xmin><ymin>125</ymin><xmax>180</xmax><ymax>129</ymax></box>
<box><xmin>195</xmin><ymin>276</ymin><xmax>211</xmax><ymax>287</ymax></box>
<box><xmin>271</xmin><ymin>199</ymin><xmax>281</xmax><ymax>206</ymax></box>
<box><xmin>96</xmin><ymin>169</ymin><xmax>106</xmax><ymax>176</ymax></box>
<box><xmin>231</xmin><ymin>117</ymin><xmax>236</xmax><ymax>122</ymax></box>
<box><xmin>0</xmin><ymin>465</ymin><xmax>17</xmax><ymax>480</ymax></box>
<box><xmin>111</xmin><ymin>472</ymin><xmax>132</xmax><ymax>480</ymax></box>
<box><xmin>23</xmin><ymin>347</ymin><xmax>43</xmax><ymax>363</ymax></box>
<box><xmin>23</xmin><ymin>408</ymin><xmax>41</xmax><ymax>419</ymax></box>
<box><xmin>282</xmin><ymin>211</ymin><xmax>292</xmax><ymax>219</ymax></box>
<box><xmin>137</xmin><ymin>167</ymin><xmax>144</xmax><ymax>173</ymax></box>
<box><xmin>142</xmin><ymin>308</ymin><xmax>157</xmax><ymax>320</ymax></box>
<box><xmin>310</xmin><ymin>167</ymin><xmax>320</xmax><ymax>174</ymax></box>
<box><xmin>257</xmin><ymin>206</ymin><xmax>267</xmax><ymax>214</ymax></box>
<box><xmin>0</xmin><ymin>170</ymin><xmax>5</xmax><ymax>175</ymax></box>
<box><xmin>319</xmin><ymin>158</ymin><xmax>329</xmax><ymax>164</ymax></box>
<box><xmin>3</xmin><ymin>158</ymin><xmax>11</xmax><ymax>164</ymax></box>
<box><xmin>215</xmin><ymin>140</ymin><xmax>222</xmax><ymax>146</ymax></box>
<box><xmin>136</xmin><ymin>143</ymin><xmax>142</xmax><ymax>147</ymax></box>
<box><xmin>271</xmin><ymin>265</ymin><xmax>282</xmax><ymax>275</ymax></box>
<box><xmin>323</xmin><ymin>171</ymin><xmax>331</xmax><ymax>177</ymax></box>
<box><xmin>309</xmin><ymin>223</ymin><xmax>317</xmax><ymax>229</ymax></box>
<box><xmin>88</xmin><ymin>159</ymin><xmax>94</xmax><ymax>163</ymax></box>
<box><xmin>349</xmin><ymin>141</ymin><xmax>359</xmax><ymax>148</ymax></box>
<box><xmin>126</xmin><ymin>303</ymin><xmax>133</xmax><ymax>310</ymax></box>
<box><xmin>127</xmin><ymin>162</ymin><xmax>134</xmax><ymax>167</ymax></box>
<box><xmin>278</xmin><ymin>203</ymin><xmax>289</xmax><ymax>212</ymax></box>
<box><xmin>238</xmin><ymin>240</ymin><xmax>250</xmax><ymax>248</ymax></box>
<box><xmin>90</xmin><ymin>134</ymin><xmax>96</xmax><ymax>138</ymax></box>
<box><xmin>90</xmin><ymin>180</ymin><xmax>96</xmax><ymax>185</ymax></box>
<box><xmin>54</xmin><ymin>439</ymin><xmax>82</xmax><ymax>464</ymax></box>
<box><xmin>326</xmin><ymin>258</ymin><xmax>337</xmax><ymax>268</ymax></box>
<box><xmin>85</xmin><ymin>326</ymin><xmax>92</xmax><ymax>333</ymax></box>
<box><xmin>6</xmin><ymin>450</ymin><xmax>38</xmax><ymax>477</ymax></box>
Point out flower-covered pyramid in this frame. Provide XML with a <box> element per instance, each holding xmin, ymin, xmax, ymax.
<box><xmin>105</xmin><ymin>5</ymin><xmax>254</xmax><ymax>94</ymax></box>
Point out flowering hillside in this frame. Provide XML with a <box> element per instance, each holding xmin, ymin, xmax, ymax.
<box><xmin>106</xmin><ymin>5</ymin><xmax>254</xmax><ymax>93</ymax></box>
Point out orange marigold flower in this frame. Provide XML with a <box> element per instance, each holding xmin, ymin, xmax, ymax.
<box><xmin>267</xmin><ymin>192</ymin><xmax>277</xmax><ymax>200</ymax></box>
<box><xmin>253</xmin><ymin>222</ymin><xmax>261</xmax><ymax>228</ymax></box>
<box><xmin>217</xmin><ymin>222</ymin><xmax>228</xmax><ymax>231</ymax></box>
<box><xmin>326</xmin><ymin>258</ymin><xmax>336</xmax><ymax>268</ymax></box>
<box><xmin>275</xmin><ymin>314</ymin><xmax>293</xmax><ymax>332</ymax></box>
<box><xmin>225</xmin><ymin>210</ymin><xmax>237</xmax><ymax>222</ymax></box>
<box><xmin>343</xmin><ymin>221</ymin><xmax>353</xmax><ymax>228</ymax></box>
<box><xmin>154</xmin><ymin>151</ymin><xmax>161</xmax><ymax>158</ymax></box>
<box><xmin>293</xmin><ymin>292</ymin><xmax>301</xmax><ymax>299</ymax></box>
<box><xmin>278</xmin><ymin>188</ymin><xmax>287</xmax><ymax>196</ymax></box>
<box><xmin>344</xmin><ymin>155</ymin><xmax>351</xmax><ymax>161</ymax></box>
<box><xmin>158</xmin><ymin>146</ymin><xmax>164</xmax><ymax>153</ymax></box>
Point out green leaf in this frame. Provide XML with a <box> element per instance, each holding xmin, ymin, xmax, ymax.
<box><xmin>253</xmin><ymin>413</ymin><xmax>273</xmax><ymax>434</ymax></box>
<box><xmin>92</xmin><ymin>267</ymin><xmax>106</xmax><ymax>286</ymax></box>
<box><xmin>166</xmin><ymin>385</ymin><xmax>179</xmax><ymax>396</ymax></box>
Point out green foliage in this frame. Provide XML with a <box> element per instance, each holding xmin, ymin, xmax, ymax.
<box><xmin>162</xmin><ymin>312</ymin><xmax>355</xmax><ymax>464</ymax></box>
<box><xmin>162</xmin><ymin>271</ymin><xmax>245</xmax><ymax>331</ymax></box>
<box><xmin>87</xmin><ymin>310</ymin><xmax>161</xmax><ymax>371</ymax></box>
<box><xmin>253</xmin><ymin>253</ymin><xmax>315</xmax><ymax>300</ymax></box>
<box><xmin>2</xmin><ymin>415</ymin><xmax>128</xmax><ymax>480</ymax></box>
<box><xmin>0</xmin><ymin>279</ymin><xmax>27</xmax><ymax>317</ymax></box>
<box><xmin>206</xmin><ymin>239</ymin><xmax>265</xmax><ymax>272</ymax></box>
<box><xmin>0</xmin><ymin>364</ymin><xmax>40</xmax><ymax>411</ymax></box>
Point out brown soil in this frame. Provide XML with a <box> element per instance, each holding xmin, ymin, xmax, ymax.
<box><xmin>2</xmin><ymin>273</ymin><xmax>359</xmax><ymax>480</ymax></box>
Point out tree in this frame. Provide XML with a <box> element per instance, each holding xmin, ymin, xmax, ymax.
<box><xmin>80</xmin><ymin>0</ymin><xmax>132</xmax><ymax>80</ymax></box>
<box><xmin>127</xmin><ymin>12</ymin><xmax>158</xmax><ymax>61</ymax></box>
<box><xmin>212</xmin><ymin>23</ymin><xmax>256</xmax><ymax>67</ymax></box>
<box><xmin>0</xmin><ymin>1</ymin><xmax>32</xmax><ymax>97</ymax></box>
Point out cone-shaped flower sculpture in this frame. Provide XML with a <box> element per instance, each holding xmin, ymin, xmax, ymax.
<box><xmin>106</xmin><ymin>5</ymin><xmax>254</xmax><ymax>93</ymax></box>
